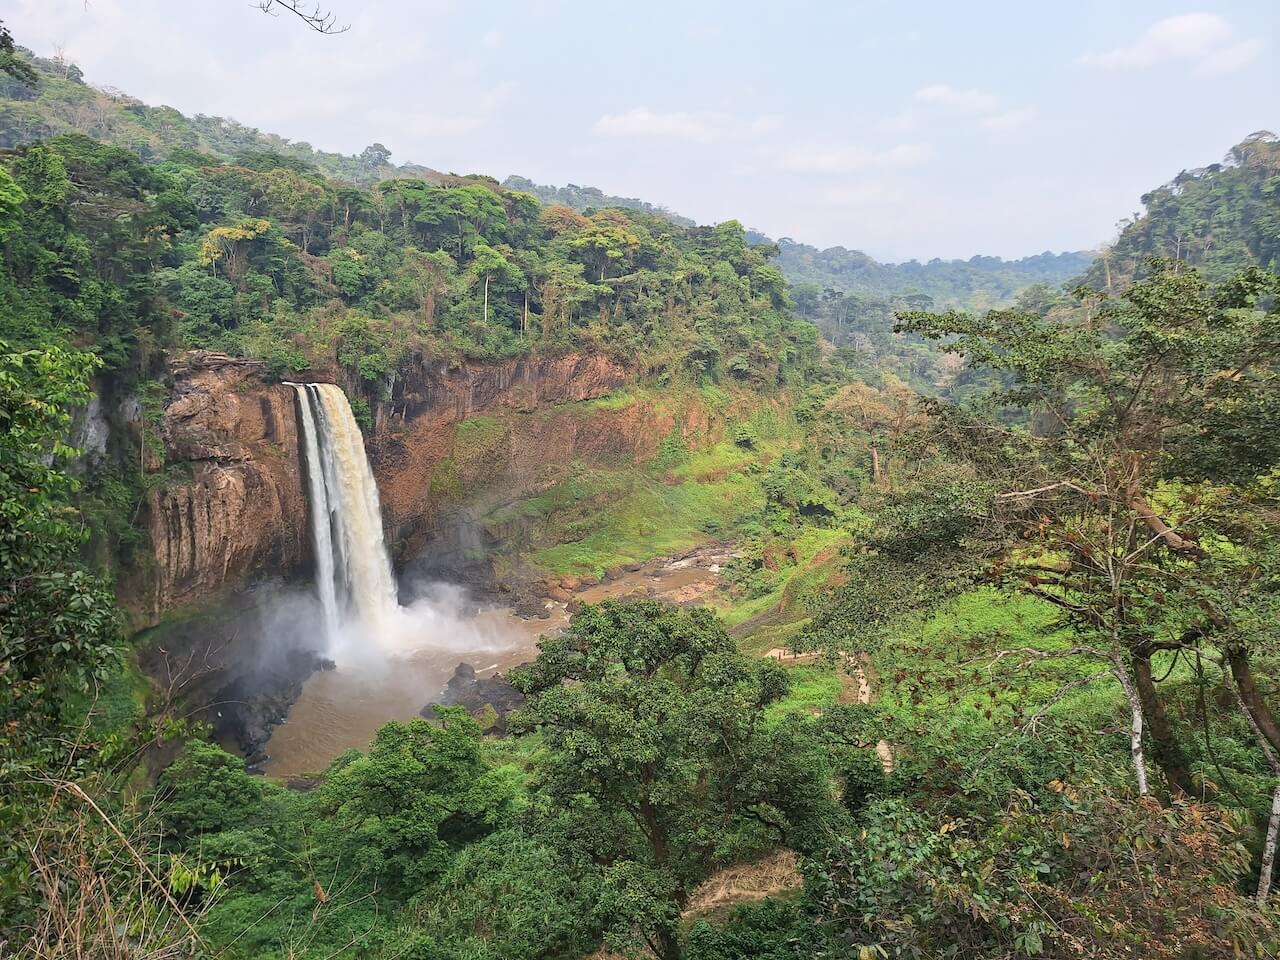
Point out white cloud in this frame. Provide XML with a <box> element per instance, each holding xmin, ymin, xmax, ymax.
<box><xmin>914</xmin><ymin>83</ymin><xmax>999</xmax><ymax>114</ymax></box>
<box><xmin>907</xmin><ymin>83</ymin><xmax>1035</xmax><ymax>136</ymax></box>
<box><xmin>980</xmin><ymin>107</ymin><xmax>1037</xmax><ymax>132</ymax></box>
<box><xmin>777</xmin><ymin>142</ymin><xmax>932</xmax><ymax>175</ymax></box>
<box><xmin>749</xmin><ymin>113</ymin><xmax>784</xmax><ymax>135</ymax></box>
<box><xmin>592</xmin><ymin>107</ymin><xmax>782</xmax><ymax>143</ymax></box>
<box><xmin>881</xmin><ymin>142</ymin><xmax>934</xmax><ymax>165</ymax></box>
<box><xmin>593</xmin><ymin>108</ymin><xmax>712</xmax><ymax>141</ymax></box>
<box><xmin>1082</xmin><ymin>13</ymin><xmax>1264</xmax><ymax>76</ymax></box>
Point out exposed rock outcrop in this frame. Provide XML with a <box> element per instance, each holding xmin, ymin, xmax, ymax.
<box><xmin>370</xmin><ymin>353</ymin><xmax>631</xmax><ymax>551</ymax></box>
<box><xmin>421</xmin><ymin>662</ymin><xmax>526</xmax><ymax>732</ymax></box>
<box><xmin>122</xmin><ymin>353</ymin><xmax>309</xmax><ymax>627</ymax></box>
<box><xmin>135</xmin><ymin>579</ymin><xmax>329</xmax><ymax>767</ymax></box>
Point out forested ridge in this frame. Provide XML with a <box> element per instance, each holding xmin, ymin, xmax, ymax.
<box><xmin>766</xmin><ymin>236</ymin><xmax>1094</xmax><ymax>308</ymax></box>
<box><xmin>2</xmin><ymin>48</ymin><xmax>1092</xmax><ymax>325</ymax></box>
<box><xmin>4</xmin><ymin>24</ymin><xmax>1280</xmax><ymax>960</ymax></box>
<box><xmin>1084</xmin><ymin>130</ymin><xmax>1280</xmax><ymax>289</ymax></box>
<box><xmin>502</xmin><ymin>175</ymin><xmax>697</xmax><ymax>227</ymax></box>
<box><xmin>0</xmin><ymin>46</ymin><xmax>439</xmax><ymax>185</ymax></box>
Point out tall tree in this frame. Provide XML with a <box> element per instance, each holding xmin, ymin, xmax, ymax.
<box><xmin>512</xmin><ymin>601</ymin><xmax>846</xmax><ymax>960</ymax></box>
<box><xmin>896</xmin><ymin>263</ymin><xmax>1280</xmax><ymax>801</ymax></box>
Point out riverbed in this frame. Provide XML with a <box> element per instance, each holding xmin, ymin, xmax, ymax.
<box><xmin>261</xmin><ymin>549</ymin><xmax>731</xmax><ymax>777</ymax></box>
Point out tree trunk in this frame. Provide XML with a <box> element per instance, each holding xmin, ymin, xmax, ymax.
<box><xmin>1113</xmin><ymin>653</ymin><xmax>1149</xmax><ymax>796</ymax></box>
<box><xmin>870</xmin><ymin>446</ymin><xmax>881</xmax><ymax>486</ymax></box>
<box><xmin>655</xmin><ymin>925</ymin><xmax>682</xmax><ymax>960</ymax></box>
<box><xmin>522</xmin><ymin>291</ymin><xmax>528</xmax><ymax>338</ymax></box>
<box><xmin>483</xmin><ymin>275</ymin><xmax>490</xmax><ymax>325</ymax></box>
<box><xmin>1132</xmin><ymin>650</ymin><xmax>1195</xmax><ymax>796</ymax></box>
<box><xmin>1258</xmin><ymin>782</ymin><xmax>1280</xmax><ymax>905</ymax></box>
<box><xmin>1224</xmin><ymin>658</ymin><xmax>1280</xmax><ymax>904</ymax></box>
<box><xmin>423</xmin><ymin>287</ymin><xmax>436</xmax><ymax>329</ymax></box>
<box><xmin>1228</xmin><ymin>647</ymin><xmax>1280</xmax><ymax>754</ymax></box>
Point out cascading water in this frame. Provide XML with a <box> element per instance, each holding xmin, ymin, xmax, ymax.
<box><xmin>263</xmin><ymin>382</ymin><xmax>529</xmax><ymax>774</ymax></box>
<box><xmin>291</xmin><ymin>383</ymin><xmax>399</xmax><ymax>654</ymax></box>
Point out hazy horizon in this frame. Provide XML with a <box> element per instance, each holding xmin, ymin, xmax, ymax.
<box><xmin>8</xmin><ymin>1</ymin><xmax>1278</xmax><ymax>261</ymax></box>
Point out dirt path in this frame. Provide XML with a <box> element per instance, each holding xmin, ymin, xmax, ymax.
<box><xmin>764</xmin><ymin>648</ymin><xmax>894</xmax><ymax>773</ymax></box>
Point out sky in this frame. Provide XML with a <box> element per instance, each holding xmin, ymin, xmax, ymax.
<box><xmin>7</xmin><ymin>1</ymin><xmax>1279</xmax><ymax>261</ymax></box>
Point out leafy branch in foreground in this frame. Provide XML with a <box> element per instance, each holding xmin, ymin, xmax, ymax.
<box><xmin>880</xmin><ymin>262</ymin><xmax>1280</xmax><ymax>889</ymax></box>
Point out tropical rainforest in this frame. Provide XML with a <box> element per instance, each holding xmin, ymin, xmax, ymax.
<box><xmin>3</xmin><ymin>21</ymin><xmax>1280</xmax><ymax>960</ymax></box>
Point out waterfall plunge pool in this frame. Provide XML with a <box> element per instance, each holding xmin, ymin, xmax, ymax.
<box><xmin>266</xmin><ymin>382</ymin><xmax>726</xmax><ymax>778</ymax></box>
<box><xmin>259</xmin><ymin>558</ymin><xmax>725</xmax><ymax>778</ymax></box>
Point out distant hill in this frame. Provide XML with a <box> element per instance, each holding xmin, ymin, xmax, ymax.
<box><xmin>757</xmin><ymin>235</ymin><xmax>1095</xmax><ymax>311</ymax></box>
<box><xmin>501</xmin><ymin>175</ymin><xmax>696</xmax><ymax>226</ymax></box>
<box><xmin>1084</xmin><ymin>131</ymin><xmax>1280</xmax><ymax>290</ymax></box>
<box><xmin>0</xmin><ymin>47</ymin><xmax>441</xmax><ymax>185</ymax></box>
<box><xmin>1</xmin><ymin>43</ymin><xmax>1096</xmax><ymax>319</ymax></box>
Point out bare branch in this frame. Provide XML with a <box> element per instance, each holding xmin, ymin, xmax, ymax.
<box><xmin>255</xmin><ymin>0</ymin><xmax>349</xmax><ymax>34</ymax></box>
<box><xmin>997</xmin><ymin>481</ymin><xmax>1099</xmax><ymax>500</ymax></box>
<box><xmin>1128</xmin><ymin>492</ymin><xmax>1206</xmax><ymax>557</ymax></box>
<box><xmin>962</xmin><ymin>644</ymin><xmax>1110</xmax><ymax>670</ymax></box>
<box><xmin>1025</xmin><ymin>668</ymin><xmax>1112</xmax><ymax>731</ymax></box>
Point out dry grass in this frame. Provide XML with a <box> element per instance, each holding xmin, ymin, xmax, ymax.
<box><xmin>8</xmin><ymin>782</ymin><xmax>206</xmax><ymax>960</ymax></box>
<box><xmin>681</xmin><ymin>849</ymin><xmax>803</xmax><ymax>918</ymax></box>
<box><xmin>584</xmin><ymin>850</ymin><xmax>806</xmax><ymax>958</ymax></box>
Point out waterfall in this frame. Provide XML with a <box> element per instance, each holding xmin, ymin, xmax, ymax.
<box><xmin>291</xmin><ymin>383</ymin><xmax>399</xmax><ymax>652</ymax></box>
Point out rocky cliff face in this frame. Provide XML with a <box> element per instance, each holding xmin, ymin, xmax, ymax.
<box><xmin>123</xmin><ymin>350</ymin><xmax>636</xmax><ymax>626</ymax></box>
<box><xmin>369</xmin><ymin>353</ymin><xmax>635</xmax><ymax>554</ymax></box>
<box><xmin>122</xmin><ymin>353</ymin><xmax>309</xmax><ymax>627</ymax></box>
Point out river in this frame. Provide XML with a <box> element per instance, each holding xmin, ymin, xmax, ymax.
<box><xmin>261</xmin><ymin>550</ymin><xmax>729</xmax><ymax>777</ymax></box>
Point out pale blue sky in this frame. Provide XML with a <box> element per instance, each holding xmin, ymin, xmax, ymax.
<box><xmin>9</xmin><ymin>1</ymin><xmax>1279</xmax><ymax>259</ymax></box>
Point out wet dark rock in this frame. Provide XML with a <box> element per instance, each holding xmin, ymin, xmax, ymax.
<box><xmin>209</xmin><ymin>646</ymin><xmax>328</xmax><ymax>769</ymax></box>
<box><xmin>422</xmin><ymin>662</ymin><xmax>527</xmax><ymax>733</ymax></box>
<box><xmin>513</xmin><ymin>594</ymin><xmax>548</xmax><ymax>619</ymax></box>
<box><xmin>137</xmin><ymin>583</ymin><xmax>328</xmax><ymax>775</ymax></box>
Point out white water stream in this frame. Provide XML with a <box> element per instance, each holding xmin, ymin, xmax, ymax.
<box><xmin>291</xmin><ymin>383</ymin><xmax>399</xmax><ymax>658</ymax></box>
<box><xmin>265</xmin><ymin>383</ymin><xmax>724</xmax><ymax>776</ymax></box>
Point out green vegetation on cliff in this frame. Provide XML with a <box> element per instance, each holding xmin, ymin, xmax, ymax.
<box><xmin>0</xmin><ymin>130</ymin><xmax>813</xmax><ymax>386</ymax></box>
<box><xmin>1084</xmin><ymin>131</ymin><xmax>1280</xmax><ymax>290</ymax></box>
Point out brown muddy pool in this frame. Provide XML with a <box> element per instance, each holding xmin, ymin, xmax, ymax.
<box><xmin>261</xmin><ymin>555</ymin><xmax>728</xmax><ymax>777</ymax></box>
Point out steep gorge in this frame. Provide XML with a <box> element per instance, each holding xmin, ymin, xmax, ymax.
<box><xmin>120</xmin><ymin>348</ymin><xmax>744</xmax><ymax>760</ymax></box>
<box><xmin>121</xmin><ymin>351</ymin><xmax>633</xmax><ymax>625</ymax></box>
